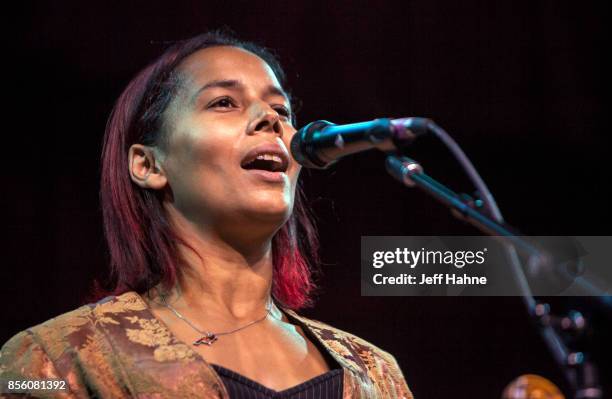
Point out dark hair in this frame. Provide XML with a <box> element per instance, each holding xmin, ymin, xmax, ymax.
<box><xmin>97</xmin><ymin>31</ymin><xmax>319</xmax><ymax>310</ymax></box>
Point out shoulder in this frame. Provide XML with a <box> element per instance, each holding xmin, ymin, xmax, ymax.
<box><xmin>294</xmin><ymin>311</ymin><xmax>394</xmax><ymax>357</ymax></box>
<box><xmin>0</xmin><ymin>302</ymin><xmax>97</xmax><ymax>397</ymax></box>
<box><xmin>285</xmin><ymin>309</ymin><xmax>414</xmax><ymax>398</ymax></box>
<box><xmin>286</xmin><ymin>309</ymin><xmax>396</xmax><ymax>361</ymax></box>
<box><xmin>2</xmin><ymin>292</ymin><xmax>144</xmax><ymax>353</ymax></box>
<box><xmin>0</xmin><ymin>292</ymin><xmax>145</xmax><ymax>397</ymax></box>
<box><xmin>2</xmin><ymin>301</ymin><xmax>95</xmax><ymax>362</ymax></box>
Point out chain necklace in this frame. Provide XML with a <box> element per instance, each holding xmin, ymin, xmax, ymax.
<box><xmin>159</xmin><ymin>293</ymin><xmax>273</xmax><ymax>346</ymax></box>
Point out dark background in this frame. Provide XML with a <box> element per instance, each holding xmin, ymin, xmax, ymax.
<box><xmin>4</xmin><ymin>1</ymin><xmax>611</xmax><ymax>398</ymax></box>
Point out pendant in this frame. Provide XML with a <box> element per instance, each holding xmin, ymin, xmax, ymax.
<box><xmin>193</xmin><ymin>333</ymin><xmax>218</xmax><ymax>346</ymax></box>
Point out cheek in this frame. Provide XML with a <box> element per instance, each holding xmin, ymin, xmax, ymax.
<box><xmin>164</xmin><ymin>134</ymin><xmax>242</xmax><ymax>205</ymax></box>
<box><xmin>192</xmin><ymin>136</ymin><xmax>236</xmax><ymax>172</ymax></box>
<box><xmin>173</xmin><ymin>123</ymin><xmax>239</xmax><ymax>172</ymax></box>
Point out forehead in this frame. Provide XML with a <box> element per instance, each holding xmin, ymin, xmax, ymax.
<box><xmin>177</xmin><ymin>46</ymin><xmax>282</xmax><ymax>92</ymax></box>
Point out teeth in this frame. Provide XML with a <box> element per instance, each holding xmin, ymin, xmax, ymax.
<box><xmin>255</xmin><ymin>154</ymin><xmax>283</xmax><ymax>163</ymax></box>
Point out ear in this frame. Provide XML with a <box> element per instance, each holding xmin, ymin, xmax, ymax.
<box><xmin>128</xmin><ymin>144</ymin><xmax>167</xmax><ymax>190</ymax></box>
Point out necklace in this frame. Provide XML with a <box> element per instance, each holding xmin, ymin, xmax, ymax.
<box><xmin>159</xmin><ymin>293</ymin><xmax>273</xmax><ymax>346</ymax></box>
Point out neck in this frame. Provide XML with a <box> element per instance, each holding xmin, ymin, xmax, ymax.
<box><xmin>157</xmin><ymin>205</ymin><xmax>279</xmax><ymax>320</ymax></box>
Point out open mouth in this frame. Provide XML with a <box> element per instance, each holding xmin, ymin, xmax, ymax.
<box><xmin>240</xmin><ymin>148</ymin><xmax>289</xmax><ymax>173</ymax></box>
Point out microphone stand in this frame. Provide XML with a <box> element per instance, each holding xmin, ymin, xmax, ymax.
<box><xmin>385</xmin><ymin>153</ymin><xmax>603</xmax><ymax>399</ymax></box>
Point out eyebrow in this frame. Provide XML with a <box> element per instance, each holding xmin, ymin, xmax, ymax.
<box><xmin>192</xmin><ymin>79</ymin><xmax>289</xmax><ymax>104</ymax></box>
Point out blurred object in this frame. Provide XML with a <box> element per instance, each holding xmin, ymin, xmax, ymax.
<box><xmin>502</xmin><ymin>374</ymin><xmax>565</xmax><ymax>399</ymax></box>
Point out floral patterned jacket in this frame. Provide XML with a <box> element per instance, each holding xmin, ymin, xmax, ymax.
<box><xmin>0</xmin><ymin>292</ymin><xmax>412</xmax><ymax>398</ymax></box>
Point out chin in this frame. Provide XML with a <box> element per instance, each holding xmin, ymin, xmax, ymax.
<box><xmin>246</xmin><ymin>195</ymin><xmax>293</xmax><ymax>222</ymax></box>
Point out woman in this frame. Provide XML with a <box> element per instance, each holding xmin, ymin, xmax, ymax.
<box><xmin>0</xmin><ymin>32</ymin><xmax>412</xmax><ymax>398</ymax></box>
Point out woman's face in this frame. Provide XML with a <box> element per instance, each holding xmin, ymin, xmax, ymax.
<box><xmin>159</xmin><ymin>46</ymin><xmax>300</xmax><ymax>232</ymax></box>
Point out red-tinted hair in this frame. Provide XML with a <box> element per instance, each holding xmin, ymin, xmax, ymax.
<box><xmin>97</xmin><ymin>31</ymin><xmax>319</xmax><ymax>310</ymax></box>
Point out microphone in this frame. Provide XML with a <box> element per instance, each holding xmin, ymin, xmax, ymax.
<box><xmin>290</xmin><ymin>117</ymin><xmax>431</xmax><ymax>169</ymax></box>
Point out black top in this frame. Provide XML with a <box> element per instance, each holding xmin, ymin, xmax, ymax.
<box><xmin>211</xmin><ymin>364</ymin><xmax>343</xmax><ymax>399</ymax></box>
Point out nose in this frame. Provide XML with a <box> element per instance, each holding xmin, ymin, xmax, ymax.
<box><xmin>251</xmin><ymin>106</ymin><xmax>283</xmax><ymax>136</ymax></box>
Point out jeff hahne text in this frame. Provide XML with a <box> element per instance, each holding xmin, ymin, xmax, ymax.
<box><xmin>372</xmin><ymin>248</ymin><xmax>489</xmax><ymax>286</ymax></box>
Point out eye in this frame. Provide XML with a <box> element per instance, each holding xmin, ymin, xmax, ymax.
<box><xmin>208</xmin><ymin>97</ymin><xmax>237</xmax><ymax>109</ymax></box>
<box><xmin>273</xmin><ymin>105</ymin><xmax>292</xmax><ymax>120</ymax></box>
